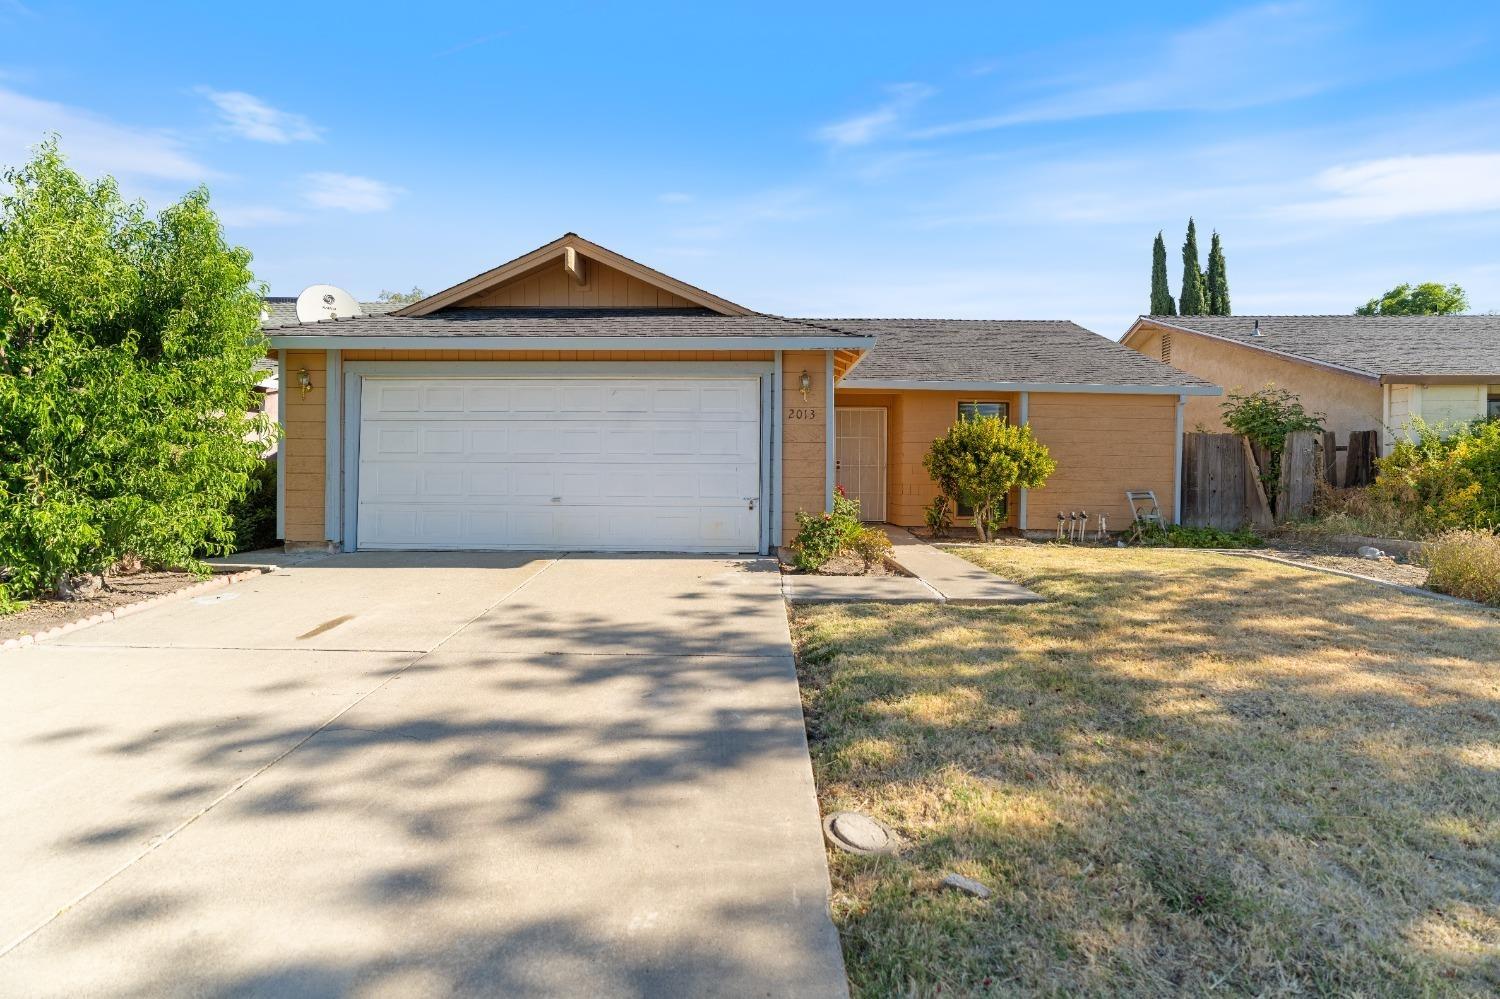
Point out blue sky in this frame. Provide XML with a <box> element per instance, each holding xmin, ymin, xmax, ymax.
<box><xmin>3</xmin><ymin>1</ymin><xmax>1499</xmax><ymax>336</ymax></box>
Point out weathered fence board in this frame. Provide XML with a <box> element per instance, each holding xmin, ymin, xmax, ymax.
<box><xmin>1321</xmin><ymin>431</ymin><xmax>1338</xmax><ymax>485</ymax></box>
<box><xmin>1345</xmin><ymin>430</ymin><xmax>1378</xmax><ymax>487</ymax></box>
<box><xmin>1277</xmin><ymin>430</ymin><xmax>1322</xmax><ymax>523</ymax></box>
<box><xmin>1181</xmin><ymin>433</ymin><xmax>1248</xmax><ymax>530</ymax></box>
<box><xmin>1241</xmin><ymin>438</ymin><xmax>1275</xmax><ymax>529</ymax></box>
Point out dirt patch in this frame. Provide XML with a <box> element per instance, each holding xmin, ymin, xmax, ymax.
<box><xmin>776</xmin><ymin>549</ymin><xmax>903</xmax><ymax>577</ymax></box>
<box><xmin>1</xmin><ymin>570</ymin><xmax>217</xmax><ymax>641</ymax></box>
<box><xmin>1258</xmin><ymin>546</ymin><xmax>1429</xmax><ymax>588</ymax></box>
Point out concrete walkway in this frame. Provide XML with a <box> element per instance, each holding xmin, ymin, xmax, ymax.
<box><xmin>0</xmin><ymin>553</ymin><xmax>846</xmax><ymax>998</ymax></box>
<box><xmin>782</xmin><ymin>529</ymin><xmax>1042</xmax><ymax>605</ymax></box>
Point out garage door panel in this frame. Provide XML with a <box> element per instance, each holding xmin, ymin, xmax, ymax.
<box><xmin>357</xmin><ymin>376</ymin><xmax>762</xmax><ymax>552</ymax></box>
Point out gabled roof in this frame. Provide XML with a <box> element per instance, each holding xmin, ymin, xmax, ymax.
<box><xmin>263</xmin><ymin>308</ymin><xmax>871</xmax><ymax>350</ymax></box>
<box><xmin>821</xmin><ymin>319</ymin><xmax>1217</xmax><ymax>394</ymax></box>
<box><xmin>394</xmin><ymin>233</ymin><xmax>752</xmax><ymax>317</ymax></box>
<box><xmin>1127</xmin><ymin>314</ymin><xmax>1500</xmax><ymax>382</ymax></box>
<box><xmin>261</xmin><ymin>297</ymin><xmax>399</xmax><ymax>327</ymax></box>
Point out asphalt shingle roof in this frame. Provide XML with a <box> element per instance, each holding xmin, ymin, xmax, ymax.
<box><xmin>813</xmin><ymin>319</ymin><xmax>1214</xmax><ymax>389</ymax></box>
<box><xmin>262</xmin><ymin>307</ymin><xmax>868</xmax><ymax>340</ymax></box>
<box><xmin>261</xmin><ymin>297</ymin><xmax>400</xmax><ymax>327</ymax></box>
<box><xmin>1146</xmin><ymin>314</ymin><xmax>1500</xmax><ymax>378</ymax></box>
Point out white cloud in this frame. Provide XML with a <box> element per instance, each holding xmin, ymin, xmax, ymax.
<box><xmin>199</xmin><ymin>88</ymin><xmax>320</xmax><ymax>143</ymax></box>
<box><xmin>657</xmin><ymin>191</ymin><xmax>694</xmax><ymax>204</ymax></box>
<box><xmin>914</xmin><ymin>4</ymin><xmax>1343</xmax><ymax>138</ymax></box>
<box><xmin>816</xmin><ymin>83</ymin><xmax>935</xmax><ymax>147</ymax></box>
<box><xmin>0</xmin><ymin>86</ymin><xmax>211</xmax><ymax>181</ymax></box>
<box><xmin>302</xmin><ymin>172</ymin><xmax>403</xmax><ymax>212</ymax></box>
<box><xmin>1284</xmin><ymin>153</ymin><xmax>1500</xmax><ymax>222</ymax></box>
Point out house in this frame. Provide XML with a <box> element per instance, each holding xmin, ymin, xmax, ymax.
<box><xmin>1123</xmin><ymin>315</ymin><xmax>1500</xmax><ymax>461</ymax></box>
<box><xmin>262</xmin><ymin>233</ymin><xmax>1215</xmax><ymax>554</ymax></box>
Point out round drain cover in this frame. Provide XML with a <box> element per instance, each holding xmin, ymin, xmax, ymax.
<box><xmin>823</xmin><ymin>811</ymin><xmax>898</xmax><ymax>855</ymax></box>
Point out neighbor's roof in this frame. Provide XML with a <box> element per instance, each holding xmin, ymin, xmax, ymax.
<box><xmin>1134</xmin><ymin>314</ymin><xmax>1500</xmax><ymax>381</ymax></box>
<box><xmin>261</xmin><ymin>297</ymin><xmax>400</xmax><ymax>327</ymax></box>
<box><xmin>817</xmin><ymin>319</ymin><xmax>1218</xmax><ymax>393</ymax></box>
<box><xmin>262</xmin><ymin>307</ymin><xmax>871</xmax><ymax>348</ymax></box>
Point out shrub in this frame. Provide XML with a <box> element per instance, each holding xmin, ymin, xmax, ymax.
<box><xmin>227</xmin><ymin>459</ymin><xmax>279</xmax><ymax>553</ymax></box>
<box><xmin>848</xmin><ymin>525</ymin><xmax>893</xmax><ymax>571</ymax></box>
<box><xmin>1422</xmin><ymin>530</ymin><xmax>1500</xmax><ymax>606</ymax></box>
<box><xmin>791</xmin><ymin>487</ymin><xmax>868</xmax><ymax>572</ymax></box>
<box><xmin>924</xmin><ymin>418</ymin><xmax>1055</xmax><ymax>541</ymax></box>
<box><xmin>0</xmin><ymin>141</ymin><xmax>271</xmax><ymax>598</ymax></box>
<box><xmin>1140</xmin><ymin>525</ymin><xmax>1265</xmax><ymax>549</ymax></box>
<box><xmin>923</xmin><ymin>495</ymin><xmax>953</xmax><ymax>537</ymax></box>
<box><xmin>1221</xmin><ymin>386</ymin><xmax>1324</xmax><ymax>499</ymax></box>
<box><xmin>1373</xmin><ymin>418</ymin><xmax>1500</xmax><ymax>534</ymax></box>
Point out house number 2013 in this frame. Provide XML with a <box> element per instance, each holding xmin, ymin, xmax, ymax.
<box><xmin>787</xmin><ymin>407</ymin><xmax>819</xmax><ymax>420</ymax></box>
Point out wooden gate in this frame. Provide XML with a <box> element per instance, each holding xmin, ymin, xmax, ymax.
<box><xmin>1181</xmin><ymin>431</ymin><xmax>1323</xmax><ymax>529</ymax></box>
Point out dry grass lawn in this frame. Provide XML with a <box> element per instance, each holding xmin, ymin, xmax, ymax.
<box><xmin>791</xmin><ymin>546</ymin><xmax>1500</xmax><ymax>997</ymax></box>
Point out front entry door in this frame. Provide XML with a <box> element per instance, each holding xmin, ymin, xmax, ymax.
<box><xmin>835</xmin><ymin>407</ymin><xmax>887</xmax><ymax>522</ymax></box>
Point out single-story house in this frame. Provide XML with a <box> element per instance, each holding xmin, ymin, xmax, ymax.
<box><xmin>263</xmin><ymin>233</ymin><xmax>1215</xmax><ymax>554</ymax></box>
<box><xmin>1123</xmin><ymin>315</ymin><xmax>1500</xmax><ymax>460</ymax></box>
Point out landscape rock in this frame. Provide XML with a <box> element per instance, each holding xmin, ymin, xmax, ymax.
<box><xmin>56</xmin><ymin>573</ymin><xmax>102</xmax><ymax>601</ymax></box>
<box><xmin>941</xmin><ymin>873</ymin><xmax>993</xmax><ymax>899</ymax></box>
<box><xmin>1357</xmin><ymin>545</ymin><xmax>1386</xmax><ymax>560</ymax></box>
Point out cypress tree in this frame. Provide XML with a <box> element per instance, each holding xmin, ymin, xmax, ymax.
<box><xmin>1179</xmin><ymin>218</ymin><xmax>1206</xmax><ymax>315</ymax></box>
<box><xmin>1207</xmin><ymin>230</ymin><xmax>1230</xmax><ymax>315</ymax></box>
<box><xmin>1150</xmin><ymin>232</ymin><xmax>1176</xmax><ymax>314</ymax></box>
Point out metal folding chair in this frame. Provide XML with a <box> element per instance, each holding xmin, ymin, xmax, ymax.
<box><xmin>1125</xmin><ymin>490</ymin><xmax>1166</xmax><ymax>542</ymax></box>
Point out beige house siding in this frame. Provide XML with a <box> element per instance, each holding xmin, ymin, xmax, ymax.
<box><xmin>1025</xmin><ymin>392</ymin><xmax>1179</xmax><ymax>530</ymax></box>
<box><xmin>452</xmin><ymin>258</ymin><xmax>699</xmax><ymax>309</ymax></box>
<box><xmin>281</xmin><ymin>349</ymin><xmax>328</xmax><ymax>543</ymax></box>
<box><xmin>781</xmin><ymin>350</ymin><xmax>829</xmax><ymax>543</ymax></box>
<box><xmin>1129</xmin><ymin>321</ymin><xmax>1381</xmax><ymax>439</ymax></box>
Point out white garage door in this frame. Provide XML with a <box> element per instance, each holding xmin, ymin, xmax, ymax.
<box><xmin>355</xmin><ymin>377</ymin><xmax>762</xmax><ymax>552</ymax></box>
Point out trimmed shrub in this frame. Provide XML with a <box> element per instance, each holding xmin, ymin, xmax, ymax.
<box><xmin>848</xmin><ymin>526</ymin><xmax>894</xmax><ymax>571</ymax></box>
<box><xmin>924</xmin><ymin>418</ymin><xmax>1055</xmax><ymax>541</ymax></box>
<box><xmin>791</xmin><ymin>487</ymin><xmax>867</xmax><ymax>572</ymax></box>
<box><xmin>1422</xmin><ymin>530</ymin><xmax>1500</xmax><ymax>606</ymax></box>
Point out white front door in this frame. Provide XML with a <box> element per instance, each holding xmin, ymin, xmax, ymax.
<box><xmin>356</xmin><ymin>376</ymin><xmax>761</xmax><ymax>552</ymax></box>
<box><xmin>835</xmin><ymin>407</ymin><xmax>887</xmax><ymax>522</ymax></box>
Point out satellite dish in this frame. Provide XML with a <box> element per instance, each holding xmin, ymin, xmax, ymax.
<box><xmin>295</xmin><ymin>284</ymin><xmax>363</xmax><ymax>323</ymax></box>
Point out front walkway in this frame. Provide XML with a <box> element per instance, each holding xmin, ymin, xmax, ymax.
<box><xmin>0</xmin><ymin>553</ymin><xmax>846</xmax><ymax>997</ymax></box>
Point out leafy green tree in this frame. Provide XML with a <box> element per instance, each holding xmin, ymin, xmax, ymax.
<box><xmin>0</xmin><ymin>140</ymin><xmax>271</xmax><ymax>599</ymax></box>
<box><xmin>1150</xmin><ymin>232</ymin><xmax>1176</xmax><ymax>315</ymax></box>
<box><xmin>1179</xmin><ymin>218</ymin><xmax>1206</xmax><ymax>315</ymax></box>
<box><xmin>1355</xmin><ymin>282</ymin><xmax>1468</xmax><ymax>316</ymax></box>
<box><xmin>1206</xmin><ymin>230</ymin><xmax>1230</xmax><ymax>315</ymax></box>
<box><xmin>1221</xmin><ymin>386</ymin><xmax>1324</xmax><ymax>506</ymax></box>
<box><xmin>377</xmin><ymin>286</ymin><xmax>425</xmax><ymax>305</ymax></box>
<box><xmin>924</xmin><ymin>417</ymin><xmax>1056</xmax><ymax>542</ymax></box>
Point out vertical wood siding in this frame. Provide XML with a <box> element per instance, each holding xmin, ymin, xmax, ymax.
<box><xmin>281</xmin><ymin>349</ymin><xmax>328</xmax><ymax>543</ymax></box>
<box><xmin>452</xmin><ymin>259</ymin><xmax>698</xmax><ymax>309</ymax></box>
<box><xmin>780</xmin><ymin>350</ymin><xmax>829</xmax><ymax>543</ymax></box>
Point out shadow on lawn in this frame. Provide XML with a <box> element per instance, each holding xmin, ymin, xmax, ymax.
<box><xmin>794</xmin><ymin>547</ymin><xmax>1500</xmax><ymax>996</ymax></box>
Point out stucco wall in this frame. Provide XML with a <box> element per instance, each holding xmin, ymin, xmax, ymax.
<box><xmin>1024</xmin><ymin>392</ymin><xmax>1179</xmax><ymax>530</ymax></box>
<box><xmin>1129</xmin><ymin>322</ymin><xmax>1381</xmax><ymax>439</ymax></box>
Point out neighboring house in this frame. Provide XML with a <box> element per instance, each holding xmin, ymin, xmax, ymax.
<box><xmin>1123</xmin><ymin>315</ymin><xmax>1500</xmax><ymax>459</ymax></box>
<box><xmin>262</xmin><ymin>233</ymin><xmax>1214</xmax><ymax>554</ymax></box>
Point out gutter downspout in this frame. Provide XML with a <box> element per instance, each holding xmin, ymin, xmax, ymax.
<box><xmin>1017</xmin><ymin>391</ymin><xmax>1030</xmax><ymax>533</ymax></box>
<box><xmin>773</xmin><ymin>350</ymin><xmax>783</xmax><ymax>551</ymax></box>
<box><xmin>275</xmin><ymin>351</ymin><xmax>286</xmax><ymax>540</ymax></box>
<box><xmin>1173</xmin><ymin>393</ymin><xmax>1186</xmax><ymax>524</ymax></box>
<box><xmin>825</xmin><ymin>352</ymin><xmax>836</xmax><ymax>512</ymax></box>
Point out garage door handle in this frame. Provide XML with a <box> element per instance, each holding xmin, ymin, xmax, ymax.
<box><xmin>745</xmin><ymin>497</ymin><xmax>757</xmax><ymax>511</ymax></box>
<box><xmin>551</xmin><ymin>496</ymin><xmax>562</xmax><ymax>503</ymax></box>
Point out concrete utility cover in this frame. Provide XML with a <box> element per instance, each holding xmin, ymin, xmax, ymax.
<box><xmin>824</xmin><ymin>811</ymin><xmax>898</xmax><ymax>854</ymax></box>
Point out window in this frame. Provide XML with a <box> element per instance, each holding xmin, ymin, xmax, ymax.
<box><xmin>954</xmin><ymin>401</ymin><xmax>1009</xmax><ymax>521</ymax></box>
<box><xmin>958</xmin><ymin>401</ymin><xmax>1008</xmax><ymax>423</ymax></box>
<box><xmin>1489</xmin><ymin>393</ymin><xmax>1500</xmax><ymax>420</ymax></box>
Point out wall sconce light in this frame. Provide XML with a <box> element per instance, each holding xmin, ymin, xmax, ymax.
<box><xmin>799</xmin><ymin>369</ymin><xmax>812</xmax><ymax>402</ymax></box>
<box><xmin>297</xmin><ymin>368</ymin><xmax>313</xmax><ymax>395</ymax></box>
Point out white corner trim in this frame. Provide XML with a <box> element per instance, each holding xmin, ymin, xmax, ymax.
<box><xmin>323</xmin><ymin>349</ymin><xmax>342</xmax><ymax>547</ymax></box>
<box><xmin>1173</xmin><ymin>394</ymin><xmax>1186</xmax><ymax>524</ymax></box>
<box><xmin>1018</xmin><ymin>391</ymin><xmax>1030</xmax><ymax>531</ymax></box>
<box><xmin>824</xmin><ymin>354</ymin><xmax>835</xmax><ymax>512</ymax></box>
<box><xmin>773</xmin><ymin>350</ymin><xmax>784</xmax><ymax>549</ymax></box>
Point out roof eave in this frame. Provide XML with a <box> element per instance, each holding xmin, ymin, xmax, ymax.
<box><xmin>1126</xmin><ymin>317</ymin><xmax>1382</xmax><ymax>383</ymax></box>
<box><xmin>838</xmin><ymin>378</ymin><xmax>1220</xmax><ymax>396</ymax></box>
<box><xmin>1380</xmin><ymin>373</ymin><xmax>1500</xmax><ymax>385</ymax></box>
<box><xmin>265</xmin><ymin>333</ymin><xmax>872</xmax><ymax>351</ymax></box>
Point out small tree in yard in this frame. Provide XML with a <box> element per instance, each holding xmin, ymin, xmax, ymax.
<box><xmin>1221</xmin><ymin>386</ymin><xmax>1323</xmax><ymax>505</ymax></box>
<box><xmin>924</xmin><ymin>418</ymin><xmax>1056</xmax><ymax>541</ymax></box>
<box><xmin>0</xmin><ymin>140</ymin><xmax>271</xmax><ymax>601</ymax></box>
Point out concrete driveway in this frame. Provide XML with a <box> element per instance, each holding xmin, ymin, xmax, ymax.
<box><xmin>0</xmin><ymin>553</ymin><xmax>846</xmax><ymax>998</ymax></box>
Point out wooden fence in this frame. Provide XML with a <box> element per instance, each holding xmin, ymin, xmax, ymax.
<box><xmin>1181</xmin><ymin>430</ymin><xmax>1335</xmax><ymax>529</ymax></box>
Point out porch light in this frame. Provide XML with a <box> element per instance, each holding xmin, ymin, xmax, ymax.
<box><xmin>297</xmin><ymin>368</ymin><xmax>313</xmax><ymax>395</ymax></box>
<box><xmin>799</xmin><ymin>369</ymin><xmax>812</xmax><ymax>401</ymax></box>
